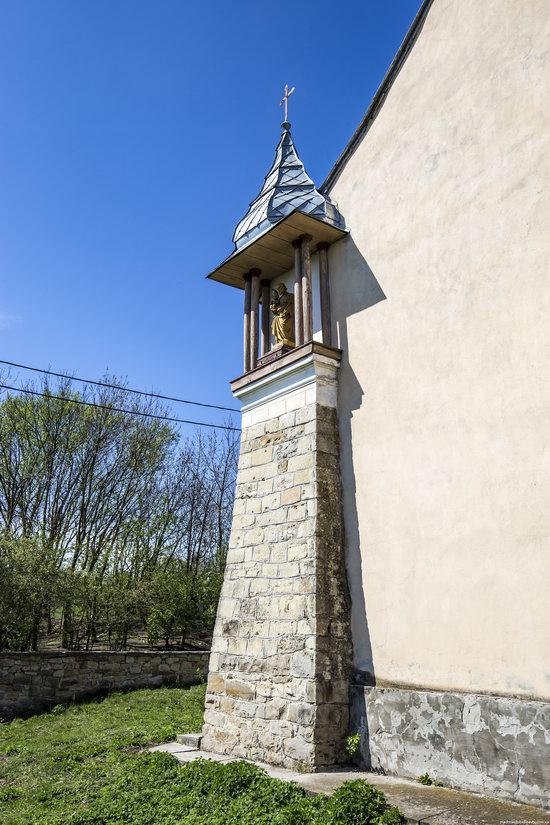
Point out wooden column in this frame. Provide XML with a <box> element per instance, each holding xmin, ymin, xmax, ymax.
<box><xmin>249</xmin><ymin>268</ymin><xmax>261</xmax><ymax>369</ymax></box>
<box><xmin>292</xmin><ymin>239</ymin><xmax>304</xmax><ymax>346</ymax></box>
<box><xmin>261</xmin><ymin>279</ymin><xmax>271</xmax><ymax>356</ymax></box>
<box><xmin>317</xmin><ymin>242</ymin><xmax>331</xmax><ymax>346</ymax></box>
<box><xmin>243</xmin><ymin>273</ymin><xmax>252</xmax><ymax>373</ymax></box>
<box><xmin>301</xmin><ymin>235</ymin><xmax>313</xmax><ymax>342</ymax></box>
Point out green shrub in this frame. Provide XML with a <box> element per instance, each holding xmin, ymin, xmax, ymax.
<box><xmin>326</xmin><ymin>780</ymin><xmax>402</xmax><ymax>824</ymax></box>
<box><xmin>67</xmin><ymin>755</ymin><xmax>403</xmax><ymax>825</ymax></box>
<box><xmin>345</xmin><ymin>732</ymin><xmax>361</xmax><ymax>759</ymax></box>
<box><xmin>0</xmin><ymin>787</ymin><xmax>23</xmax><ymax>802</ymax></box>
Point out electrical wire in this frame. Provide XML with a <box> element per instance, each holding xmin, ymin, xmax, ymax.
<box><xmin>0</xmin><ymin>383</ymin><xmax>241</xmax><ymax>432</ymax></box>
<box><xmin>0</xmin><ymin>359</ymin><xmax>239</xmax><ymax>413</ymax></box>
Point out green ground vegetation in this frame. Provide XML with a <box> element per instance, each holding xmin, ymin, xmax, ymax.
<box><xmin>0</xmin><ymin>686</ymin><xmax>403</xmax><ymax>824</ymax></box>
<box><xmin>0</xmin><ymin>685</ymin><xmax>205</xmax><ymax>824</ymax></box>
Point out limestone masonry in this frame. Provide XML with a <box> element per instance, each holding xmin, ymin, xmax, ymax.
<box><xmin>202</xmin><ymin>348</ymin><xmax>352</xmax><ymax>769</ymax></box>
<box><xmin>0</xmin><ymin>651</ymin><xmax>208</xmax><ymax>720</ymax></box>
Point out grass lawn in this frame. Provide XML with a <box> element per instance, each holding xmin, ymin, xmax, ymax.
<box><xmin>0</xmin><ymin>685</ymin><xmax>205</xmax><ymax>824</ymax></box>
<box><xmin>0</xmin><ymin>685</ymin><xmax>402</xmax><ymax>824</ymax></box>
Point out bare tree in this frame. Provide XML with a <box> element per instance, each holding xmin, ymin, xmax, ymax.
<box><xmin>0</xmin><ymin>375</ymin><xmax>238</xmax><ymax>650</ymax></box>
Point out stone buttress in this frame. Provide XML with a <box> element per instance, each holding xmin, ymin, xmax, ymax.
<box><xmin>201</xmin><ymin>344</ymin><xmax>352</xmax><ymax>769</ymax></box>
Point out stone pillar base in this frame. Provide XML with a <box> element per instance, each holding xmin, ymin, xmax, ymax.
<box><xmin>202</xmin><ymin>344</ymin><xmax>352</xmax><ymax>770</ymax></box>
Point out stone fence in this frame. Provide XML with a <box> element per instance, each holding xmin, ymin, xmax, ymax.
<box><xmin>0</xmin><ymin>650</ymin><xmax>210</xmax><ymax>720</ymax></box>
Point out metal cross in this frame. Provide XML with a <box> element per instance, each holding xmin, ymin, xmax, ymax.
<box><xmin>280</xmin><ymin>84</ymin><xmax>295</xmax><ymax>122</ymax></box>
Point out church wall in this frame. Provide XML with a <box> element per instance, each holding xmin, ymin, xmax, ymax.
<box><xmin>328</xmin><ymin>0</ymin><xmax>550</xmax><ymax>701</ymax></box>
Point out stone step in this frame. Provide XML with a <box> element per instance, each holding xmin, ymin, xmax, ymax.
<box><xmin>175</xmin><ymin>733</ymin><xmax>202</xmax><ymax>749</ymax></box>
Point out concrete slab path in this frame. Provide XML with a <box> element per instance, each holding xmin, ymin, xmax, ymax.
<box><xmin>149</xmin><ymin>742</ymin><xmax>550</xmax><ymax>824</ymax></box>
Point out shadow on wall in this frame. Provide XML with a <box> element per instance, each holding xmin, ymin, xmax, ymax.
<box><xmin>330</xmin><ymin>234</ymin><xmax>386</xmax><ymax>693</ymax></box>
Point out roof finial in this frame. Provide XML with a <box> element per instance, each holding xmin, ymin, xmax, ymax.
<box><xmin>280</xmin><ymin>84</ymin><xmax>295</xmax><ymax>130</ymax></box>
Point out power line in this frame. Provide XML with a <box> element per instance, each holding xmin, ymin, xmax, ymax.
<box><xmin>0</xmin><ymin>383</ymin><xmax>241</xmax><ymax>432</ymax></box>
<box><xmin>0</xmin><ymin>359</ymin><xmax>239</xmax><ymax>413</ymax></box>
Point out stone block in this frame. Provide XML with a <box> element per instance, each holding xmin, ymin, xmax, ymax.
<box><xmin>272</xmin><ymin>472</ymin><xmax>295</xmax><ymax>492</ymax></box>
<box><xmin>286</xmin><ymin>702</ymin><xmax>316</xmax><ymax>726</ymax></box>
<box><xmin>287</xmin><ymin>502</ymin><xmax>307</xmax><ymax>521</ymax></box>
<box><xmin>261</xmin><ymin>492</ymin><xmax>281</xmax><ymax>512</ymax></box>
<box><xmin>220</xmin><ymin>696</ymin><xmax>236</xmax><ymax>715</ymax></box>
<box><xmin>272</xmin><ymin>635</ymin><xmax>306</xmax><ymax>660</ymax></box>
<box><xmin>255</xmin><ymin>507</ymin><xmax>289</xmax><ymax>527</ymax></box>
<box><xmin>280</xmin><ymin>486</ymin><xmax>301</xmax><ymax>505</ymax></box>
<box><xmin>251</xmin><ymin>446</ymin><xmax>273</xmax><ymax>466</ymax></box>
<box><xmin>245</xmin><ymin>422</ymin><xmax>266</xmax><ymax>441</ymax></box>
<box><xmin>267</xmin><ymin>719</ymin><xmax>295</xmax><ymax>739</ymax></box>
<box><xmin>245</xmin><ymin>638</ymin><xmax>263</xmax><ymax>656</ymax></box>
<box><xmin>279</xmin><ymin>411</ymin><xmax>296</xmax><ymax>429</ymax></box>
<box><xmin>294</xmin><ymin>404</ymin><xmax>316</xmax><ymax>425</ymax></box>
<box><xmin>251</xmin><ymin>544</ymin><xmax>271</xmax><ymax>562</ymax></box>
<box><xmin>234</xmin><ymin>700</ymin><xmax>262</xmax><ymax>719</ymax></box>
<box><xmin>273</xmin><ymin>440</ymin><xmax>298</xmax><ymax>461</ymax></box>
<box><xmin>225</xmin><ymin>679</ymin><xmax>256</xmax><ymax>700</ymax></box>
<box><xmin>256</xmin><ymin>479</ymin><xmax>273</xmax><ymax>496</ymax></box>
<box><xmin>270</xmin><ymin>544</ymin><xmax>288</xmax><ymax>563</ymax></box>
<box><xmin>283</xmin><ymin>735</ymin><xmax>314</xmax><ymax>764</ymax></box>
<box><xmin>231</xmin><ymin>513</ymin><xmax>256</xmax><ymax>529</ymax></box>
<box><xmin>236</xmin><ymin>481</ymin><xmax>258</xmax><ymax>499</ymax></box>
<box><xmin>203</xmin><ymin>709</ymin><xmax>227</xmax><ymax>728</ymax></box>
<box><xmin>287</xmin><ymin>453</ymin><xmax>314</xmax><ymax>473</ymax></box>
<box><xmin>287</xmin><ymin>542</ymin><xmax>311</xmax><ymax>561</ymax></box>
<box><xmin>226</xmin><ymin>638</ymin><xmax>248</xmax><ymax>657</ymax></box>
<box><xmin>242</xmin><ymin>527</ymin><xmax>264</xmax><ymax>546</ymax></box>
<box><xmin>278</xmin><ymin>594</ymin><xmax>307</xmax><ymax>619</ymax></box>
<box><xmin>293</xmin><ymin>468</ymin><xmax>313</xmax><ymax>486</ymax></box>
<box><xmin>238</xmin><ymin>452</ymin><xmax>252</xmax><ymax>470</ymax></box>
<box><xmin>290</xmin><ymin>651</ymin><xmax>315</xmax><ymax>678</ymax></box>
<box><xmin>277</xmin><ymin>561</ymin><xmax>301</xmax><ymax>578</ymax></box>
<box><xmin>232</xmin><ymin>498</ymin><xmax>247</xmax><ymax>515</ymax></box>
<box><xmin>263</xmin><ymin>697</ymin><xmax>287</xmax><ymax>719</ymax></box>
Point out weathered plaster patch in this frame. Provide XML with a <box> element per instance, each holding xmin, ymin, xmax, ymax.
<box><xmin>350</xmin><ymin>685</ymin><xmax>550</xmax><ymax>810</ymax></box>
<box><xmin>462</xmin><ymin>696</ymin><xmax>487</xmax><ymax>734</ymax></box>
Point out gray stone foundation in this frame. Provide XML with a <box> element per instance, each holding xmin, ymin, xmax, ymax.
<box><xmin>350</xmin><ymin>684</ymin><xmax>550</xmax><ymax>810</ymax></box>
<box><xmin>202</xmin><ymin>348</ymin><xmax>352</xmax><ymax>770</ymax></box>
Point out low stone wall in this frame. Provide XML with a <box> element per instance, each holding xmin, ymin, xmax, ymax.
<box><xmin>350</xmin><ymin>684</ymin><xmax>550</xmax><ymax>810</ymax></box>
<box><xmin>0</xmin><ymin>650</ymin><xmax>209</xmax><ymax>720</ymax></box>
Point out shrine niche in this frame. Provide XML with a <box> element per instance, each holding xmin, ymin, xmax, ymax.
<box><xmin>207</xmin><ymin>88</ymin><xmax>346</xmax><ymax>372</ymax></box>
<box><xmin>201</xmin><ymin>89</ymin><xmax>352</xmax><ymax>771</ymax></box>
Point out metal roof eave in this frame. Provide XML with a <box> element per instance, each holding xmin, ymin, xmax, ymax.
<box><xmin>206</xmin><ymin>210</ymin><xmax>348</xmax><ymax>290</ymax></box>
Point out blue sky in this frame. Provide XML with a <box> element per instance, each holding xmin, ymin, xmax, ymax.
<box><xmin>0</xmin><ymin>0</ymin><xmax>422</xmax><ymax>430</ymax></box>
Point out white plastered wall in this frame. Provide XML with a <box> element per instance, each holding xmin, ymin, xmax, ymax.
<box><xmin>328</xmin><ymin>0</ymin><xmax>550</xmax><ymax>699</ymax></box>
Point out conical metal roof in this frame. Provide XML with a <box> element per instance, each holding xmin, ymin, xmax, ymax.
<box><xmin>232</xmin><ymin>122</ymin><xmax>346</xmax><ymax>252</ymax></box>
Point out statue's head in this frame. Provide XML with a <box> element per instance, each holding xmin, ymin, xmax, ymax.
<box><xmin>276</xmin><ymin>282</ymin><xmax>287</xmax><ymax>295</ymax></box>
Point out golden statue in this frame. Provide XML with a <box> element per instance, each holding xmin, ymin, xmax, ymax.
<box><xmin>270</xmin><ymin>283</ymin><xmax>295</xmax><ymax>347</ymax></box>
